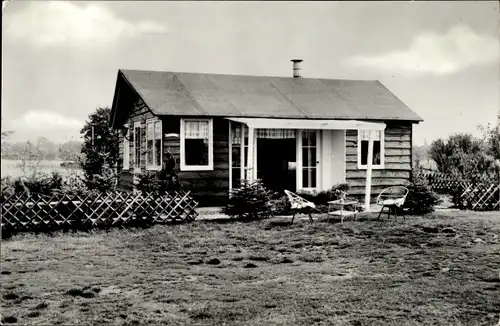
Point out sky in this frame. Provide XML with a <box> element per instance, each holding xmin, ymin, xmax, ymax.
<box><xmin>2</xmin><ymin>1</ymin><xmax>499</xmax><ymax>145</ymax></box>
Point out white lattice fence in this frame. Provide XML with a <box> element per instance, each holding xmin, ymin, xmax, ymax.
<box><xmin>456</xmin><ymin>182</ymin><xmax>500</xmax><ymax>211</ymax></box>
<box><xmin>1</xmin><ymin>190</ymin><xmax>198</xmax><ymax>236</ymax></box>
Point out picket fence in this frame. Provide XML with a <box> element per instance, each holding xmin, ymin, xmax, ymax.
<box><xmin>420</xmin><ymin>171</ymin><xmax>500</xmax><ymax>211</ymax></box>
<box><xmin>1</xmin><ymin>190</ymin><xmax>199</xmax><ymax>236</ymax></box>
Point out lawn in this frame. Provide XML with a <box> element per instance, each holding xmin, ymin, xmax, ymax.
<box><xmin>1</xmin><ymin>211</ymin><xmax>499</xmax><ymax>326</ymax></box>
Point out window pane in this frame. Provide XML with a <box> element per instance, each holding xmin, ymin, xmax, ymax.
<box><xmin>302</xmin><ymin>168</ymin><xmax>309</xmax><ymax>188</ymax></box>
<box><xmin>231</xmin><ymin>125</ymin><xmax>242</xmax><ymax>145</ymax></box>
<box><xmin>232</xmin><ymin>147</ymin><xmax>241</xmax><ymax>167</ymax></box>
<box><xmin>361</xmin><ymin>140</ymin><xmax>368</xmax><ymax>165</ymax></box>
<box><xmin>232</xmin><ymin>169</ymin><xmax>241</xmax><ymax>189</ymax></box>
<box><xmin>302</xmin><ymin>131</ymin><xmax>316</xmax><ymax>146</ymax></box>
<box><xmin>147</xmin><ymin>140</ymin><xmax>154</xmax><ymax>165</ymax></box>
<box><xmin>373</xmin><ymin>141</ymin><xmax>381</xmax><ymax>165</ymax></box>
<box><xmin>302</xmin><ymin>132</ymin><xmax>308</xmax><ymax>146</ymax></box>
<box><xmin>310</xmin><ymin>148</ymin><xmax>316</xmax><ymax>166</ymax></box>
<box><xmin>154</xmin><ymin>121</ymin><xmax>162</xmax><ymax>139</ymax></box>
<box><xmin>244</xmin><ymin>146</ymin><xmax>248</xmax><ymax>167</ymax></box>
<box><xmin>135</xmin><ymin>127</ymin><xmax>141</xmax><ymax>167</ymax></box>
<box><xmin>310</xmin><ymin>168</ymin><xmax>317</xmax><ymax>188</ymax></box>
<box><xmin>302</xmin><ymin>148</ymin><xmax>309</xmax><ymax>167</ymax></box>
<box><xmin>185</xmin><ymin>139</ymin><xmax>208</xmax><ymax>166</ymax></box>
<box><xmin>146</xmin><ymin>122</ymin><xmax>154</xmax><ymax>140</ymax></box>
<box><xmin>309</xmin><ymin>132</ymin><xmax>316</xmax><ymax>146</ymax></box>
<box><xmin>155</xmin><ymin>139</ymin><xmax>161</xmax><ymax>166</ymax></box>
<box><xmin>185</xmin><ymin>120</ymin><xmax>209</xmax><ymax>138</ymax></box>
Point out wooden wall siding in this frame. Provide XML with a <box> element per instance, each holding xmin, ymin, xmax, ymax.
<box><xmin>345</xmin><ymin>123</ymin><xmax>413</xmax><ymax>197</ymax></box>
<box><xmin>161</xmin><ymin>117</ymin><xmax>230</xmax><ymax>206</ymax></box>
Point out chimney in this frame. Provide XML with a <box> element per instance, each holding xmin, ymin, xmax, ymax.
<box><xmin>291</xmin><ymin>59</ymin><xmax>303</xmax><ymax>78</ymax></box>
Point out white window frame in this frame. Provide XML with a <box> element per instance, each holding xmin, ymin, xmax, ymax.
<box><xmin>145</xmin><ymin>118</ymin><xmax>163</xmax><ymax>171</ymax></box>
<box><xmin>180</xmin><ymin>118</ymin><xmax>214</xmax><ymax>171</ymax></box>
<box><xmin>133</xmin><ymin>121</ymin><xmax>142</xmax><ymax>173</ymax></box>
<box><xmin>357</xmin><ymin>129</ymin><xmax>385</xmax><ymax>170</ymax></box>
<box><xmin>123</xmin><ymin>124</ymin><xmax>130</xmax><ymax>170</ymax></box>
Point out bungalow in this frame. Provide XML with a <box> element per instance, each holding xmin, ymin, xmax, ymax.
<box><xmin>109</xmin><ymin>60</ymin><xmax>423</xmax><ymax>207</ymax></box>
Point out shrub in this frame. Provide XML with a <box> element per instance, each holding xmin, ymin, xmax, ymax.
<box><xmin>404</xmin><ymin>172</ymin><xmax>441</xmax><ymax>215</ymax></box>
<box><xmin>1</xmin><ymin>172</ymin><xmax>95</xmax><ymax>202</ymax></box>
<box><xmin>136</xmin><ymin>172</ymin><xmax>161</xmax><ymax>193</ymax></box>
<box><xmin>222</xmin><ymin>179</ymin><xmax>274</xmax><ymax>220</ymax></box>
<box><xmin>268</xmin><ymin>195</ymin><xmax>292</xmax><ymax>215</ymax></box>
<box><xmin>135</xmin><ymin>152</ymin><xmax>182</xmax><ymax>194</ymax></box>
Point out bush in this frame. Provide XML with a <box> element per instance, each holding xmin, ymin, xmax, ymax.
<box><xmin>268</xmin><ymin>195</ymin><xmax>292</xmax><ymax>216</ymax></box>
<box><xmin>1</xmin><ymin>172</ymin><xmax>95</xmax><ymax>202</ymax></box>
<box><xmin>404</xmin><ymin>172</ymin><xmax>441</xmax><ymax>215</ymax></box>
<box><xmin>136</xmin><ymin>172</ymin><xmax>161</xmax><ymax>193</ymax></box>
<box><xmin>222</xmin><ymin>179</ymin><xmax>274</xmax><ymax>220</ymax></box>
<box><xmin>135</xmin><ymin>152</ymin><xmax>182</xmax><ymax>194</ymax></box>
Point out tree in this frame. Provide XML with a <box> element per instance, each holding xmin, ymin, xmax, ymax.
<box><xmin>36</xmin><ymin>137</ymin><xmax>57</xmax><ymax>160</ymax></box>
<box><xmin>477</xmin><ymin>112</ymin><xmax>500</xmax><ymax>162</ymax></box>
<box><xmin>429</xmin><ymin>131</ymin><xmax>498</xmax><ymax>180</ymax></box>
<box><xmin>58</xmin><ymin>140</ymin><xmax>82</xmax><ymax>161</ymax></box>
<box><xmin>80</xmin><ymin>107</ymin><xmax>120</xmax><ymax>191</ymax></box>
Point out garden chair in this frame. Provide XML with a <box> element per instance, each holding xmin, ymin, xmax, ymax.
<box><xmin>284</xmin><ymin>190</ymin><xmax>321</xmax><ymax>224</ymax></box>
<box><xmin>376</xmin><ymin>186</ymin><xmax>409</xmax><ymax>220</ymax></box>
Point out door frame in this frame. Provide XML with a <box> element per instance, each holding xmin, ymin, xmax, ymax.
<box><xmin>228</xmin><ymin>122</ymin><xmax>322</xmax><ymax>193</ymax></box>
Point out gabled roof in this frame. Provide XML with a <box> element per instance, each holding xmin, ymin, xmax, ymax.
<box><xmin>113</xmin><ymin>69</ymin><xmax>423</xmax><ymax>124</ymax></box>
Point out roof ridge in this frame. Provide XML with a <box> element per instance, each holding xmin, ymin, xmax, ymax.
<box><xmin>119</xmin><ymin>68</ymin><xmax>376</xmax><ymax>82</ymax></box>
<box><xmin>172</xmin><ymin>73</ymin><xmax>206</xmax><ymax>115</ymax></box>
<box><xmin>318</xmin><ymin>79</ymin><xmax>361</xmax><ymax>115</ymax></box>
<box><xmin>266</xmin><ymin>77</ymin><xmax>309</xmax><ymax>119</ymax></box>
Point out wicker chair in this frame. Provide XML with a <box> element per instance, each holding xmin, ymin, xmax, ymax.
<box><xmin>284</xmin><ymin>190</ymin><xmax>321</xmax><ymax>224</ymax></box>
<box><xmin>376</xmin><ymin>186</ymin><xmax>409</xmax><ymax>220</ymax></box>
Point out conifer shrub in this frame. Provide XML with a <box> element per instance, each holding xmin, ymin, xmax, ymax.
<box><xmin>222</xmin><ymin>179</ymin><xmax>275</xmax><ymax>221</ymax></box>
<box><xmin>404</xmin><ymin>172</ymin><xmax>441</xmax><ymax>215</ymax></box>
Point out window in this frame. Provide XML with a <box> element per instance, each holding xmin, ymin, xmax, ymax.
<box><xmin>230</xmin><ymin>123</ymin><xmax>243</xmax><ymax>189</ymax></box>
<box><xmin>123</xmin><ymin>124</ymin><xmax>130</xmax><ymax>170</ymax></box>
<box><xmin>146</xmin><ymin>119</ymin><xmax>163</xmax><ymax>170</ymax></box>
<box><xmin>358</xmin><ymin>129</ymin><xmax>384</xmax><ymax>169</ymax></box>
<box><xmin>180</xmin><ymin>118</ymin><xmax>213</xmax><ymax>171</ymax></box>
<box><xmin>133</xmin><ymin>121</ymin><xmax>142</xmax><ymax>170</ymax></box>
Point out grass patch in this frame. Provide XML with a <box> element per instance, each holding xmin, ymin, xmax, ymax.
<box><xmin>1</xmin><ymin>211</ymin><xmax>499</xmax><ymax>325</ymax></box>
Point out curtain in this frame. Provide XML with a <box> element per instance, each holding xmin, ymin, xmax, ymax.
<box><xmin>359</xmin><ymin>129</ymin><xmax>381</xmax><ymax>141</ymax></box>
<box><xmin>231</xmin><ymin>126</ymin><xmax>296</xmax><ymax>145</ymax></box>
<box><xmin>185</xmin><ymin>120</ymin><xmax>209</xmax><ymax>139</ymax></box>
<box><xmin>256</xmin><ymin>129</ymin><xmax>296</xmax><ymax>139</ymax></box>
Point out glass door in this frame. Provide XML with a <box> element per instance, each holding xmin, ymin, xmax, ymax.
<box><xmin>301</xmin><ymin>130</ymin><xmax>318</xmax><ymax>190</ymax></box>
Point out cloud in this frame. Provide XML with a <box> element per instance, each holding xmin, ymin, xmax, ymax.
<box><xmin>345</xmin><ymin>25</ymin><xmax>499</xmax><ymax>75</ymax></box>
<box><xmin>11</xmin><ymin>111</ymin><xmax>83</xmax><ymax>131</ymax></box>
<box><xmin>3</xmin><ymin>1</ymin><xmax>168</xmax><ymax>47</ymax></box>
